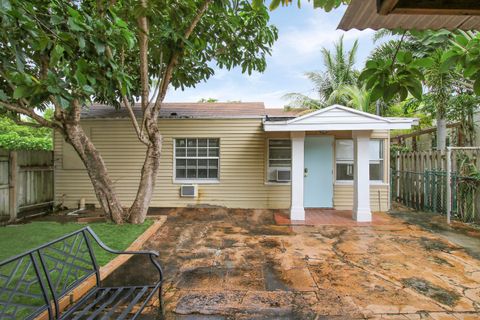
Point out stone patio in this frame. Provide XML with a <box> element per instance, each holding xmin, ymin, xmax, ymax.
<box><xmin>107</xmin><ymin>208</ymin><xmax>480</xmax><ymax>319</ymax></box>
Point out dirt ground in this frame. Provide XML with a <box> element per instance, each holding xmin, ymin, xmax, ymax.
<box><xmin>107</xmin><ymin>208</ymin><xmax>480</xmax><ymax>319</ymax></box>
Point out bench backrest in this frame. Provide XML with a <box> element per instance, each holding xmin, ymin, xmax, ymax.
<box><xmin>0</xmin><ymin>228</ymin><xmax>100</xmax><ymax>320</ymax></box>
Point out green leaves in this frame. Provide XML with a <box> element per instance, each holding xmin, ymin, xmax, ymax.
<box><xmin>359</xmin><ymin>52</ymin><xmax>425</xmax><ymax>103</ymax></box>
<box><xmin>269</xmin><ymin>0</ymin><xmax>281</xmax><ymax>10</ymax></box>
<box><xmin>50</xmin><ymin>44</ymin><xmax>64</xmax><ymax>66</ymax></box>
<box><xmin>0</xmin><ymin>116</ymin><xmax>52</xmax><ymax>151</ymax></box>
<box><xmin>474</xmin><ymin>79</ymin><xmax>480</xmax><ymax>95</ymax></box>
<box><xmin>441</xmin><ymin>31</ymin><xmax>480</xmax><ymax>96</ymax></box>
<box><xmin>252</xmin><ymin>0</ymin><xmax>347</xmax><ymax>11</ymax></box>
<box><xmin>92</xmin><ymin>39</ymin><xmax>106</xmax><ymax>54</ymax></box>
<box><xmin>412</xmin><ymin>57</ymin><xmax>434</xmax><ymax>68</ymax></box>
<box><xmin>13</xmin><ymin>86</ymin><xmax>30</xmax><ymax>99</ymax></box>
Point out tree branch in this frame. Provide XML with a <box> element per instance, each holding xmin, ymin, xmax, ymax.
<box><xmin>138</xmin><ymin>0</ymin><xmax>150</xmax><ymax>112</ymax></box>
<box><xmin>49</xmin><ymin>95</ymin><xmax>64</xmax><ymax>122</ymax></box>
<box><xmin>0</xmin><ymin>100</ymin><xmax>55</xmax><ymax>128</ymax></box>
<box><xmin>104</xmin><ymin>45</ymin><xmax>149</xmax><ymax>145</ymax></box>
<box><xmin>141</xmin><ymin>52</ymin><xmax>164</xmax><ymax>135</ymax></box>
<box><xmin>120</xmin><ymin>94</ymin><xmax>149</xmax><ymax>145</ymax></box>
<box><xmin>391</xmin><ymin>31</ymin><xmax>407</xmax><ymax>72</ymax></box>
<box><xmin>153</xmin><ymin>0</ymin><xmax>212</xmax><ymax>109</ymax></box>
<box><xmin>12</xmin><ymin>118</ymin><xmax>45</xmax><ymax>128</ymax></box>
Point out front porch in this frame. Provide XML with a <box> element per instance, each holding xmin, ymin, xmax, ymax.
<box><xmin>264</xmin><ymin>105</ymin><xmax>417</xmax><ymax>222</ymax></box>
<box><xmin>274</xmin><ymin>208</ymin><xmax>395</xmax><ymax>226</ymax></box>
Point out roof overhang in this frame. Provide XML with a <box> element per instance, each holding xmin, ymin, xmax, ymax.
<box><xmin>263</xmin><ymin>105</ymin><xmax>418</xmax><ymax>132</ymax></box>
<box><xmin>338</xmin><ymin>0</ymin><xmax>480</xmax><ymax>31</ymax></box>
<box><xmin>377</xmin><ymin>0</ymin><xmax>480</xmax><ymax>16</ymax></box>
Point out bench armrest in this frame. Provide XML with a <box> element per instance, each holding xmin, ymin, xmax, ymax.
<box><xmin>84</xmin><ymin>226</ymin><xmax>164</xmax><ymax>282</ymax></box>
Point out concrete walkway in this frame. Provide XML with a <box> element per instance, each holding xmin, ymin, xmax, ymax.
<box><xmin>109</xmin><ymin>208</ymin><xmax>480</xmax><ymax>319</ymax></box>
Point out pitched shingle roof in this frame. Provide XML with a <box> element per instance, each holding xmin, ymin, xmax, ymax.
<box><xmin>81</xmin><ymin>102</ymin><xmax>304</xmax><ymax>119</ymax></box>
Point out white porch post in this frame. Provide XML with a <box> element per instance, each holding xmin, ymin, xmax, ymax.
<box><xmin>353</xmin><ymin>131</ymin><xmax>372</xmax><ymax>222</ymax></box>
<box><xmin>290</xmin><ymin>131</ymin><xmax>305</xmax><ymax>220</ymax></box>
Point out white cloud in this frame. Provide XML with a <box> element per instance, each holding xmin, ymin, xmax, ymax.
<box><xmin>165</xmin><ymin>6</ymin><xmax>377</xmax><ymax>108</ymax></box>
<box><xmin>271</xmin><ymin>11</ymin><xmax>374</xmax><ymax>66</ymax></box>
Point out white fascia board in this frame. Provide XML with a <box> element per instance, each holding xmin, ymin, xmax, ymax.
<box><xmin>264</xmin><ymin>122</ymin><xmax>415</xmax><ymax>132</ymax></box>
<box><xmin>286</xmin><ymin>104</ymin><xmax>394</xmax><ymax>125</ymax></box>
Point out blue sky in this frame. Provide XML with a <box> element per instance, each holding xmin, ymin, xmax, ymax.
<box><xmin>165</xmin><ymin>4</ymin><xmax>376</xmax><ymax>108</ymax></box>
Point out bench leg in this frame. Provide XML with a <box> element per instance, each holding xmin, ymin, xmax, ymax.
<box><xmin>157</xmin><ymin>284</ymin><xmax>164</xmax><ymax>320</ymax></box>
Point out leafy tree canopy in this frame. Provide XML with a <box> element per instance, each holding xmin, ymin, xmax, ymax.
<box><xmin>0</xmin><ymin>0</ymin><xmax>278</xmax><ymax>114</ymax></box>
<box><xmin>359</xmin><ymin>30</ymin><xmax>480</xmax><ymax>103</ymax></box>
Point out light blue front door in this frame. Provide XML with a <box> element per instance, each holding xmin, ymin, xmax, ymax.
<box><xmin>304</xmin><ymin>136</ymin><xmax>334</xmax><ymax>208</ymax></box>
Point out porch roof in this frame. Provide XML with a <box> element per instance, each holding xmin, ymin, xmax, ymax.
<box><xmin>263</xmin><ymin>105</ymin><xmax>418</xmax><ymax>132</ymax></box>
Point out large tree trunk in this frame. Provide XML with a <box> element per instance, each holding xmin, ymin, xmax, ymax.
<box><xmin>63</xmin><ymin>122</ymin><xmax>125</xmax><ymax>223</ymax></box>
<box><xmin>127</xmin><ymin>113</ymin><xmax>162</xmax><ymax>224</ymax></box>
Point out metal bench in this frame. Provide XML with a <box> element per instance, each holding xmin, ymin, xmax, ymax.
<box><xmin>0</xmin><ymin>226</ymin><xmax>163</xmax><ymax>319</ymax></box>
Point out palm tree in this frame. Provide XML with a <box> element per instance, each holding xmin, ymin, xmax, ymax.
<box><xmin>423</xmin><ymin>50</ymin><xmax>455</xmax><ymax>151</ymax></box>
<box><xmin>284</xmin><ymin>35</ymin><xmax>359</xmax><ymax>109</ymax></box>
<box><xmin>327</xmin><ymin>84</ymin><xmax>373</xmax><ymax>113</ymax></box>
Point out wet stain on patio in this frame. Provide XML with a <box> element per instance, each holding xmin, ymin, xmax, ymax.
<box><xmin>402</xmin><ymin>277</ymin><xmax>461</xmax><ymax>307</ymax></box>
<box><xmin>107</xmin><ymin>208</ymin><xmax>480</xmax><ymax>319</ymax></box>
<box><xmin>263</xmin><ymin>260</ymin><xmax>290</xmax><ymax>291</ymax></box>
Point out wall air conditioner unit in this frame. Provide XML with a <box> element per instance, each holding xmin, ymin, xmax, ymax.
<box><xmin>180</xmin><ymin>185</ymin><xmax>198</xmax><ymax>198</ymax></box>
<box><xmin>276</xmin><ymin>169</ymin><xmax>291</xmax><ymax>182</ymax></box>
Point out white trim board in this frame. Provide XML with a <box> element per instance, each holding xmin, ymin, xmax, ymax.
<box><xmin>264</xmin><ymin>105</ymin><xmax>417</xmax><ymax>132</ymax></box>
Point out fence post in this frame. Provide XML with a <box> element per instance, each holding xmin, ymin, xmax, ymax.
<box><xmin>396</xmin><ymin>151</ymin><xmax>400</xmax><ymax>200</ymax></box>
<box><xmin>8</xmin><ymin>151</ymin><xmax>17</xmax><ymax>222</ymax></box>
<box><xmin>446</xmin><ymin>147</ymin><xmax>452</xmax><ymax>224</ymax></box>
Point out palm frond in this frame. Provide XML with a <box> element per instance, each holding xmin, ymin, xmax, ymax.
<box><xmin>282</xmin><ymin>93</ymin><xmax>324</xmax><ymax>109</ymax></box>
<box><xmin>348</xmin><ymin>39</ymin><xmax>359</xmax><ymax>67</ymax></box>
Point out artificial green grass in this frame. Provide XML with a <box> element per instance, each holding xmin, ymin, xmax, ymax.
<box><xmin>0</xmin><ymin>220</ymin><xmax>154</xmax><ymax>266</ymax></box>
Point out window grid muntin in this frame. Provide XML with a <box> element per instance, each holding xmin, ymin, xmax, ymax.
<box><xmin>175</xmin><ymin>138</ymin><xmax>219</xmax><ymax>180</ymax></box>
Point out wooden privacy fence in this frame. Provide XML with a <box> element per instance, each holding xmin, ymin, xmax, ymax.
<box><xmin>0</xmin><ymin>149</ymin><xmax>54</xmax><ymax>222</ymax></box>
<box><xmin>391</xmin><ymin>149</ymin><xmax>480</xmax><ymax>223</ymax></box>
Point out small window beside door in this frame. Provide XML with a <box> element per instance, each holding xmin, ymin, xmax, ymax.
<box><xmin>335</xmin><ymin>139</ymin><xmax>384</xmax><ymax>182</ymax></box>
<box><xmin>267</xmin><ymin>139</ymin><xmax>291</xmax><ymax>183</ymax></box>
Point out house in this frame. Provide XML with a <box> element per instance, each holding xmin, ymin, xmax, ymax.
<box><xmin>54</xmin><ymin>103</ymin><xmax>416</xmax><ymax>222</ymax></box>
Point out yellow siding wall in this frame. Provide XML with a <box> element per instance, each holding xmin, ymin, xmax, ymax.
<box><xmin>334</xmin><ymin>184</ymin><xmax>389</xmax><ymax>212</ymax></box>
<box><xmin>54</xmin><ymin>120</ymin><xmax>390</xmax><ymax>212</ymax></box>
<box><xmin>54</xmin><ymin>119</ymin><xmax>291</xmax><ymax>209</ymax></box>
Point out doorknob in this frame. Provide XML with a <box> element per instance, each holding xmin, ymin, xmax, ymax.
<box><xmin>304</xmin><ymin>168</ymin><xmax>308</xmax><ymax>177</ymax></box>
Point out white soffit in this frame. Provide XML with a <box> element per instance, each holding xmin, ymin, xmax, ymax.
<box><xmin>263</xmin><ymin>105</ymin><xmax>417</xmax><ymax>132</ymax></box>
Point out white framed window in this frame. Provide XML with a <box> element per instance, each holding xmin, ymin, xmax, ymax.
<box><xmin>369</xmin><ymin>139</ymin><xmax>384</xmax><ymax>181</ymax></box>
<box><xmin>267</xmin><ymin>139</ymin><xmax>291</xmax><ymax>183</ymax></box>
<box><xmin>336</xmin><ymin>139</ymin><xmax>354</xmax><ymax>181</ymax></box>
<box><xmin>335</xmin><ymin>139</ymin><xmax>384</xmax><ymax>182</ymax></box>
<box><xmin>174</xmin><ymin>138</ymin><xmax>219</xmax><ymax>181</ymax></box>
